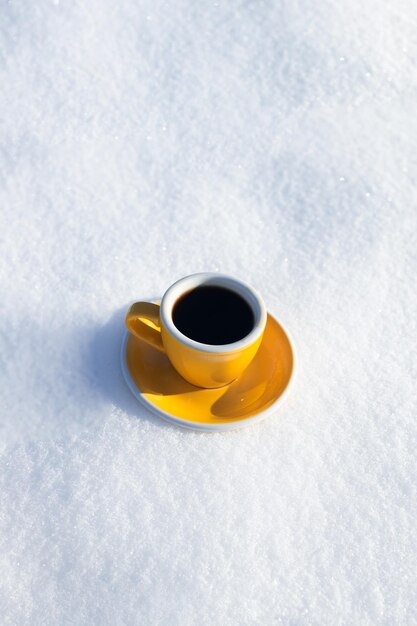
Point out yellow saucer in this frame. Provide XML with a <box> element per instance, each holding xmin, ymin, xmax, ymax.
<box><xmin>121</xmin><ymin>307</ymin><xmax>296</xmax><ymax>431</ymax></box>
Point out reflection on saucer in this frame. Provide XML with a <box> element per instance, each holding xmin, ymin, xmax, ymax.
<box><xmin>122</xmin><ymin>312</ymin><xmax>295</xmax><ymax>432</ymax></box>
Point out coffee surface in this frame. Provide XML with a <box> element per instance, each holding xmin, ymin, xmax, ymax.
<box><xmin>172</xmin><ymin>285</ymin><xmax>255</xmax><ymax>345</ymax></box>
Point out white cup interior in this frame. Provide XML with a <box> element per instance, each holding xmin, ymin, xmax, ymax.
<box><xmin>160</xmin><ymin>273</ymin><xmax>267</xmax><ymax>353</ymax></box>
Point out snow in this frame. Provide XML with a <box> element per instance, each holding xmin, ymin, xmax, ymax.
<box><xmin>1</xmin><ymin>0</ymin><xmax>416</xmax><ymax>623</ymax></box>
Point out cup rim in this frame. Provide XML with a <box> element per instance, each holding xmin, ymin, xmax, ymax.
<box><xmin>160</xmin><ymin>273</ymin><xmax>267</xmax><ymax>354</ymax></box>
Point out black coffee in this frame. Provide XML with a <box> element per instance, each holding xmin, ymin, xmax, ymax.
<box><xmin>172</xmin><ymin>285</ymin><xmax>255</xmax><ymax>345</ymax></box>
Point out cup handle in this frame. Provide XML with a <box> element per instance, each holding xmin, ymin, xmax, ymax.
<box><xmin>125</xmin><ymin>302</ymin><xmax>164</xmax><ymax>352</ymax></box>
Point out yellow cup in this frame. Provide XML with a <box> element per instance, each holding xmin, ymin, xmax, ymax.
<box><xmin>125</xmin><ymin>273</ymin><xmax>267</xmax><ymax>388</ymax></box>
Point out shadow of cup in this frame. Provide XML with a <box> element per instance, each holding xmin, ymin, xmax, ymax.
<box><xmin>89</xmin><ymin>305</ymin><xmax>170</xmax><ymax>430</ymax></box>
<box><xmin>211</xmin><ymin>315</ymin><xmax>291</xmax><ymax>418</ymax></box>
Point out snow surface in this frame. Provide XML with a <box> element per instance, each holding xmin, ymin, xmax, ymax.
<box><xmin>1</xmin><ymin>0</ymin><xmax>417</xmax><ymax>624</ymax></box>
